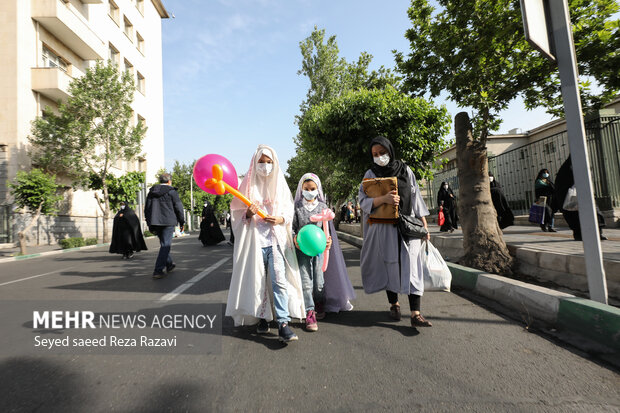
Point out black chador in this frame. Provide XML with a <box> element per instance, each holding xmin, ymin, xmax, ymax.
<box><xmin>109</xmin><ymin>202</ymin><xmax>147</xmax><ymax>259</ymax></box>
<box><xmin>198</xmin><ymin>202</ymin><xmax>225</xmax><ymax>246</ymax></box>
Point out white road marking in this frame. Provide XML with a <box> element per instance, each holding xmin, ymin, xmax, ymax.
<box><xmin>0</xmin><ymin>267</ymin><xmax>74</xmax><ymax>287</ymax></box>
<box><xmin>158</xmin><ymin>257</ymin><xmax>231</xmax><ymax>302</ymax></box>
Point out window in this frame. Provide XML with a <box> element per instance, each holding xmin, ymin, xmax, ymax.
<box><xmin>136</xmin><ymin>32</ymin><xmax>145</xmax><ymax>54</ymax></box>
<box><xmin>108</xmin><ymin>0</ymin><xmax>119</xmax><ymax>25</ymax></box>
<box><xmin>136</xmin><ymin>72</ymin><xmax>145</xmax><ymax>95</ymax></box>
<box><xmin>42</xmin><ymin>46</ymin><xmax>68</xmax><ymax>73</ymax></box>
<box><xmin>108</xmin><ymin>43</ymin><xmax>120</xmax><ymax>66</ymax></box>
<box><xmin>136</xmin><ymin>0</ymin><xmax>144</xmax><ymax>15</ymax></box>
<box><xmin>124</xmin><ymin>59</ymin><xmax>134</xmax><ymax>77</ymax></box>
<box><xmin>123</xmin><ymin>17</ymin><xmax>134</xmax><ymax>42</ymax></box>
<box><xmin>544</xmin><ymin>142</ymin><xmax>556</xmax><ymax>155</ymax></box>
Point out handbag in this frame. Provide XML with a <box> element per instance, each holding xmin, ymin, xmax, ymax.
<box><xmin>397</xmin><ymin>213</ymin><xmax>428</xmax><ymax>242</ymax></box>
<box><xmin>438</xmin><ymin>206</ymin><xmax>445</xmax><ymax>226</ymax></box>
<box><xmin>528</xmin><ymin>196</ymin><xmax>546</xmax><ymax>224</ymax></box>
<box><xmin>563</xmin><ymin>185</ymin><xmax>578</xmax><ymax>211</ymax></box>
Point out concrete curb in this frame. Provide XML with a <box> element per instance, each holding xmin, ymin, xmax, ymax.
<box><xmin>0</xmin><ymin>243</ymin><xmax>111</xmax><ymax>264</ymax></box>
<box><xmin>336</xmin><ymin>231</ymin><xmax>620</xmax><ymax>352</ymax></box>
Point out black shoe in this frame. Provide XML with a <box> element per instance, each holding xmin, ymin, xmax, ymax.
<box><xmin>127</xmin><ymin>252</ymin><xmax>134</xmax><ymax>259</ymax></box>
<box><xmin>547</xmin><ymin>228</ymin><xmax>557</xmax><ymax>233</ymax></box>
<box><xmin>166</xmin><ymin>263</ymin><xmax>176</xmax><ymax>272</ymax></box>
<box><xmin>540</xmin><ymin>225</ymin><xmax>547</xmax><ymax>232</ymax></box>
<box><xmin>278</xmin><ymin>323</ymin><xmax>298</xmax><ymax>342</ymax></box>
<box><xmin>600</xmin><ymin>235</ymin><xmax>608</xmax><ymax>241</ymax></box>
<box><xmin>256</xmin><ymin>319</ymin><xmax>269</xmax><ymax>334</ymax></box>
<box><xmin>152</xmin><ymin>270</ymin><xmax>166</xmax><ymax>279</ymax></box>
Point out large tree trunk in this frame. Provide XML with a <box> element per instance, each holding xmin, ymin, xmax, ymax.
<box><xmin>17</xmin><ymin>204</ymin><xmax>43</xmax><ymax>256</ymax></box>
<box><xmin>102</xmin><ymin>184</ymin><xmax>110</xmax><ymax>243</ymax></box>
<box><xmin>455</xmin><ymin>112</ymin><xmax>513</xmax><ymax>275</ymax></box>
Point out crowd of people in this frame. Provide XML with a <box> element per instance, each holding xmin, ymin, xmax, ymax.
<box><xmin>107</xmin><ymin>137</ymin><xmax>609</xmax><ymax>344</ymax></box>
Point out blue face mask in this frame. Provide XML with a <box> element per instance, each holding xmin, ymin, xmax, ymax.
<box><xmin>302</xmin><ymin>190</ymin><xmax>318</xmax><ymax>200</ymax></box>
<box><xmin>542</xmin><ymin>173</ymin><xmax>549</xmax><ymax>178</ymax></box>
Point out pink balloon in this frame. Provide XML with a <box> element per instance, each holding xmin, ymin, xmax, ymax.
<box><xmin>193</xmin><ymin>154</ymin><xmax>238</xmax><ymax>194</ymax></box>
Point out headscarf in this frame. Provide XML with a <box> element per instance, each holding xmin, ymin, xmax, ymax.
<box><xmin>294</xmin><ymin>173</ymin><xmax>325</xmax><ymax>203</ymax></box>
<box><xmin>233</xmin><ymin>145</ymin><xmax>287</xmax><ymax>210</ymax></box>
<box><xmin>535</xmin><ymin>168</ymin><xmax>552</xmax><ymax>182</ymax></box>
<box><xmin>369</xmin><ymin>136</ymin><xmax>412</xmax><ymax>215</ymax></box>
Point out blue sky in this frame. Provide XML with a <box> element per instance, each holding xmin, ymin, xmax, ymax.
<box><xmin>161</xmin><ymin>0</ymin><xmax>556</xmax><ymax>175</ymax></box>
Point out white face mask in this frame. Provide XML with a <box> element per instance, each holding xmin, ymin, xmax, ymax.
<box><xmin>373</xmin><ymin>154</ymin><xmax>390</xmax><ymax>167</ymax></box>
<box><xmin>256</xmin><ymin>162</ymin><xmax>273</xmax><ymax>176</ymax></box>
<box><xmin>489</xmin><ymin>176</ymin><xmax>494</xmax><ymax>182</ymax></box>
<box><xmin>443</xmin><ymin>184</ymin><xmax>448</xmax><ymax>189</ymax></box>
<box><xmin>303</xmin><ymin>190</ymin><xmax>318</xmax><ymax>201</ymax></box>
<box><xmin>120</xmin><ymin>205</ymin><xmax>126</xmax><ymax>210</ymax></box>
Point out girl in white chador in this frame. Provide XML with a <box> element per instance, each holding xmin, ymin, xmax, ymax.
<box><xmin>225</xmin><ymin>145</ymin><xmax>304</xmax><ymax>342</ymax></box>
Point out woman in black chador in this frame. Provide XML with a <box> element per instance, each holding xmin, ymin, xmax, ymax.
<box><xmin>109</xmin><ymin>201</ymin><xmax>147</xmax><ymax>259</ymax></box>
<box><xmin>489</xmin><ymin>172</ymin><xmax>514</xmax><ymax>229</ymax></box>
<box><xmin>198</xmin><ymin>201</ymin><xmax>225</xmax><ymax>246</ymax></box>
<box><xmin>437</xmin><ymin>181</ymin><xmax>458</xmax><ymax>232</ymax></box>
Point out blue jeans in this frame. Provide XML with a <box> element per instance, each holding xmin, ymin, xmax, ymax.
<box><xmin>153</xmin><ymin>226</ymin><xmax>174</xmax><ymax>272</ymax></box>
<box><xmin>262</xmin><ymin>246</ymin><xmax>290</xmax><ymax>324</ymax></box>
<box><xmin>296</xmin><ymin>250</ymin><xmax>325</xmax><ymax>312</ymax></box>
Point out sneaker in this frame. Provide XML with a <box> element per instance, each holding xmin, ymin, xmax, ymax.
<box><xmin>278</xmin><ymin>322</ymin><xmax>298</xmax><ymax>342</ymax></box>
<box><xmin>411</xmin><ymin>314</ymin><xmax>433</xmax><ymax>327</ymax></box>
<box><xmin>256</xmin><ymin>319</ymin><xmax>269</xmax><ymax>334</ymax></box>
<box><xmin>305</xmin><ymin>310</ymin><xmax>318</xmax><ymax>332</ymax></box>
<box><xmin>166</xmin><ymin>263</ymin><xmax>176</xmax><ymax>272</ymax></box>
<box><xmin>127</xmin><ymin>252</ymin><xmax>134</xmax><ymax>259</ymax></box>
<box><xmin>152</xmin><ymin>270</ymin><xmax>166</xmax><ymax>279</ymax></box>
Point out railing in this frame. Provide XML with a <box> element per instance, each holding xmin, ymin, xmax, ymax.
<box><xmin>425</xmin><ymin>115</ymin><xmax>620</xmax><ymax>216</ymax></box>
<box><xmin>0</xmin><ymin>205</ymin><xmax>12</xmax><ymax>244</ymax></box>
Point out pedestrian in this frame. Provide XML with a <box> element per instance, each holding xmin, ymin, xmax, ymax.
<box><xmin>225</xmin><ymin>212</ymin><xmax>231</xmax><ymax>229</ymax></box>
<box><xmin>437</xmin><ymin>181</ymin><xmax>458</xmax><ymax>232</ymax></box>
<box><xmin>225</xmin><ymin>145</ymin><xmax>304</xmax><ymax>342</ymax></box>
<box><xmin>359</xmin><ymin>136</ymin><xmax>433</xmax><ymax>328</ymax></box>
<box><xmin>348</xmin><ymin>202</ymin><xmax>356</xmax><ymax>223</ymax></box>
<box><xmin>534</xmin><ymin>168</ymin><xmax>556</xmax><ymax>232</ymax></box>
<box><xmin>355</xmin><ymin>203</ymin><xmax>361</xmax><ymax>223</ymax></box>
<box><xmin>109</xmin><ymin>201</ymin><xmax>147</xmax><ymax>259</ymax></box>
<box><xmin>489</xmin><ymin>172</ymin><xmax>514</xmax><ymax>229</ymax></box>
<box><xmin>198</xmin><ymin>201</ymin><xmax>225</xmax><ymax>246</ymax></box>
<box><xmin>552</xmin><ymin>157</ymin><xmax>607</xmax><ymax>241</ymax></box>
<box><xmin>144</xmin><ymin>173</ymin><xmax>185</xmax><ymax>279</ymax></box>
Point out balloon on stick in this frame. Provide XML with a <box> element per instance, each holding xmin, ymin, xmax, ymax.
<box><xmin>310</xmin><ymin>208</ymin><xmax>335</xmax><ymax>270</ymax></box>
<box><xmin>297</xmin><ymin>224</ymin><xmax>327</xmax><ymax>257</ymax></box>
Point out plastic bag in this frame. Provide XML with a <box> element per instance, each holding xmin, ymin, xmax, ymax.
<box><xmin>528</xmin><ymin>203</ymin><xmax>545</xmax><ymax>224</ymax></box>
<box><xmin>438</xmin><ymin>206</ymin><xmax>445</xmax><ymax>226</ymax></box>
<box><xmin>421</xmin><ymin>240</ymin><xmax>451</xmax><ymax>292</ymax></box>
<box><xmin>563</xmin><ymin>186</ymin><xmax>578</xmax><ymax>211</ymax></box>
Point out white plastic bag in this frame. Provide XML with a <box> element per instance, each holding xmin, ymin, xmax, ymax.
<box><xmin>421</xmin><ymin>240</ymin><xmax>452</xmax><ymax>292</ymax></box>
<box><xmin>563</xmin><ymin>185</ymin><xmax>578</xmax><ymax>211</ymax></box>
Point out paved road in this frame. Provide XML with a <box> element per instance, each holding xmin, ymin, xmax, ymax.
<box><xmin>0</xmin><ymin>232</ymin><xmax>618</xmax><ymax>412</ymax></box>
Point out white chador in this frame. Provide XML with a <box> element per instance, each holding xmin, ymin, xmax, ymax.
<box><xmin>225</xmin><ymin>145</ymin><xmax>305</xmax><ymax>326</ymax></box>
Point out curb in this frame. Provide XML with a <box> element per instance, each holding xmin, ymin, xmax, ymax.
<box><xmin>336</xmin><ymin>231</ymin><xmax>620</xmax><ymax>353</ymax></box>
<box><xmin>0</xmin><ymin>243</ymin><xmax>110</xmax><ymax>264</ymax></box>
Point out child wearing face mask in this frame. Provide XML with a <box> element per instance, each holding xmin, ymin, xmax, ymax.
<box><xmin>225</xmin><ymin>145</ymin><xmax>305</xmax><ymax>343</ymax></box>
<box><xmin>292</xmin><ymin>173</ymin><xmax>333</xmax><ymax>331</ymax></box>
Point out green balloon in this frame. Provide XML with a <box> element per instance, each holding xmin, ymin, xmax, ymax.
<box><xmin>297</xmin><ymin>224</ymin><xmax>327</xmax><ymax>256</ymax></box>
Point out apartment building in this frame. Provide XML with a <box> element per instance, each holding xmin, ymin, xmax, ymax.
<box><xmin>0</xmin><ymin>0</ymin><xmax>168</xmax><ymax>244</ymax></box>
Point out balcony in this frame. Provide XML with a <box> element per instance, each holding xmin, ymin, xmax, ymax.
<box><xmin>31</xmin><ymin>0</ymin><xmax>106</xmax><ymax>60</ymax></box>
<box><xmin>31</xmin><ymin>67</ymin><xmax>73</xmax><ymax>102</ymax></box>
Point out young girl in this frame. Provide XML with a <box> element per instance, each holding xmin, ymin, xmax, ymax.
<box><xmin>293</xmin><ymin>173</ymin><xmax>356</xmax><ymax>331</ymax></box>
<box><xmin>225</xmin><ymin>145</ymin><xmax>305</xmax><ymax>342</ymax></box>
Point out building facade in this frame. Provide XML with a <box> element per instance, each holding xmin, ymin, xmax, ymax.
<box><xmin>0</xmin><ymin>0</ymin><xmax>168</xmax><ymax>245</ymax></box>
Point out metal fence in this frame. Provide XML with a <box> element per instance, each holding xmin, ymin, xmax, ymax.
<box><xmin>425</xmin><ymin>115</ymin><xmax>620</xmax><ymax>216</ymax></box>
<box><xmin>0</xmin><ymin>205</ymin><xmax>12</xmax><ymax>244</ymax></box>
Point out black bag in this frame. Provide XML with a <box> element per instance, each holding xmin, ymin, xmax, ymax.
<box><xmin>397</xmin><ymin>214</ymin><xmax>428</xmax><ymax>242</ymax></box>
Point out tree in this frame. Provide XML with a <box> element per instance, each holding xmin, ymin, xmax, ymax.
<box><xmin>394</xmin><ymin>0</ymin><xmax>618</xmax><ymax>275</ymax></box>
<box><xmin>298</xmin><ymin>86</ymin><xmax>451</xmax><ymax>206</ymax></box>
<box><xmin>90</xmin><ymin>171</ymin><xmax>146</xmax><ymax>211</ymax></box>
<box><xmin>29</xmin><ymin>61</ymin><xmax>146</xmax><ymax>243</ymax></box>
<box><xmin>9</xmin><ymin>169</ymin><xmax>62</xmax><ymax>255</ymax></box>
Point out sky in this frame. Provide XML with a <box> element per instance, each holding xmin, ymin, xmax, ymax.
<box><xmin>160</xmin><ymin>0</ymin><xmax>557</xmax><ymax>175</ymax></box>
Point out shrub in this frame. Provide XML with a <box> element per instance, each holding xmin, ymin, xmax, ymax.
<box><xmin>144</xmin><ymin>230</ymin><xmax>155</xmax><ymax>238</ymax></box>
<box><xmin>59</xmin><ymin>237</ymin><xmax>85</xmax><ymax>249</ymax></box>
<box><xmin>85</xmin><ymin>237</ymin><xmax>98</xmax><ymax>246</ymax></box>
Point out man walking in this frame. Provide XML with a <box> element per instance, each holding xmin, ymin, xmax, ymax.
<box><xmin>145</xmin><ymin>173</ymin><xmax>185</xmax><ymax>279</ymax></box>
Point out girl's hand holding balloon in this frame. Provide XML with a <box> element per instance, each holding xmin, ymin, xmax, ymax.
<box><xmin>246</xmin><ymin>203</ymin><xmax>259</xmax><ymax>218</ymax></box>
<box><xmin>326</xmin><ymin>235</ymin><xmax>332</xmax><ymax>250</ymax></box>
<box><xmin>293</xmin><ymin>235</ymin><xmax>300</xmax><ymax>250</ymax></box>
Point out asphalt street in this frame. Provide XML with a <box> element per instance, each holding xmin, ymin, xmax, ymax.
<box><xmin>0</xmin><ymin>231</ymin><xmax>618</xmax><ymax>412</ymax></box>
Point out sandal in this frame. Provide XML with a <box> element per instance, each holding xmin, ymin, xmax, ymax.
<box><xmin>389</xmin><ymin>304</ymin><xmax>401</xmax><ymax>321</ymax></box>
<box><xmin>411</xmin><ymin>314</ymin><xmax>432</xmax><ymax>327</ymax></box>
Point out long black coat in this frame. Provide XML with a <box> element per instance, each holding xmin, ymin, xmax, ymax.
<box><xmin>109</xmin><ymin>206</ymin><xmax>147</xmax><ymax>254</ymax></box>
<box><xmin>437</xmin><ymin>184</ymin><xmax>458</xmax><ymax>230</ymax></box>
<box><xmin>198</xmin><ymin>205</ymin><xmax>225</xmax><ymax>246</ymax></box>
<box><xmin>490</xmin><ymin>181</ymin><xmax>514</xmax><ymax>229</ymax></box>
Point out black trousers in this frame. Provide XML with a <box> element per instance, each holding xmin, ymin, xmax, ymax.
<box><xmin>386</xmin><ymin>290</ymin><xmax>421</xmax><ymax>312</ymax></box>
<box><xmin>563</xmin><ymin>209</ymin><xmax>605</xmax><ymax>239</ymax></box>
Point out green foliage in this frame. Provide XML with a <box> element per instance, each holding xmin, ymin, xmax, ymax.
<box><xmin>394</xmin><ymin>0</ymin><xmax>620</xmax><ymax>140</ymax></box>
<box><xmin>85</xmin><ymin>238</ymin><xmax>98</xmax><ymax>246</ymax></box>
<box><xmin>90</xmin><ymin>171</ymin><xmax>145</xmax><ymax>211</ymax></box>
<box><xmin>298</xmin><ymin>87</ymin><xmax>451</xmax><ymax>194</ymax></box>
<box><xmin>29</xmin><ymin>61</ymin><xmax>146</xmax><ymax>184</ymax></box>
<box><xmin>59</xmin><ymin>237</ymin><xmax>86</xmax><ymax>249</ymax></box>
<box><xmin>143</xmin><ymin>230</ymin><xmax>155</xmax><ymax>238</ymax></box>
<box><xmin>9</xmin><ymin>169</ymin><xmax>62</xmax><ymax>214</ymax></box>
